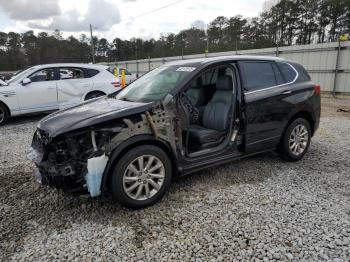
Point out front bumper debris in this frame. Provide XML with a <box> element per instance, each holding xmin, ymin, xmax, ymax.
<box><xmin>28</xmin><ymin>129</ymin><xmax>96</xmax><ymax>194</ymax></box>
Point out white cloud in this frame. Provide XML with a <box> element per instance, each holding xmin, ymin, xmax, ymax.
<box><xmin>0</xmin><ymin>0</ymin><xmax>60</xmax><ymax>20</ymax></box>
<box><xmin>113</xmin><ymin>0</ymin><xmax>266</xmax><ymax>40</ymax></box>
<box><xmin>28</xmin><ymin>0</ymin><xmax>121</xmax><ymax>32</ymax></box>
<box><xmin>0</xmin><ymin>0</ymin><xmax>267</xmax><ymax>40</ymax></box>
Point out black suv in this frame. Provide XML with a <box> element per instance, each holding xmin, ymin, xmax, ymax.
<box><xmin>28</xmin><ymin>56</ymin><xmax>321</xmax><ymax>208</ymax></box>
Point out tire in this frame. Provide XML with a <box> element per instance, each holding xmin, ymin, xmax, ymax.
<box><xmin>85</xmin><ymin>91</ymin><xmax>106</xmax><ymax>100</ymax></box>
<box><xmin>111</xmin><ymin>145</ymin><xmax>172</xmax><ymax>208</ymax></box>
<box><xmin>0</xmin><ymin>103</ymin><xmax>8</xmax><ymax>126</ymax></box>
<box><xmin>278</xmin><ymin>118</ymin><xmax>312</xmax><ymax>162</ymax></box>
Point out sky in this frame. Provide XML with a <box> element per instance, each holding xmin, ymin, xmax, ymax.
<box><xmin>0</xmin><ymin>0</ymin><xmax>266</xmax><ymax>41</ymax></box>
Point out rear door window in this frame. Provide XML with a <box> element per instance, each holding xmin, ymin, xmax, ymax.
<box><xmin>272</xmin><ymin>63</ymin><xmax>285</xmax><ymax>85</ymax></box>
<box><xmin>240</xmin><ymin>62</ymin><xmax>277</xmax><ymax>92</ymax></box>
<box><xmin>59</xmin><ymin>68</ymin><xmax>85</xmax><ymax>80</ymax></box>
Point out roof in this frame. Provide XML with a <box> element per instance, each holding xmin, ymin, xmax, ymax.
<box><xmin>166</xmin><ymin>55</ymin><xmax>285</xmax><ymax>66</ymax></box>
<box><xmin>31</xmin><ymin>63</ymin><xmax>109</xmax><ymax>70</ymax></box>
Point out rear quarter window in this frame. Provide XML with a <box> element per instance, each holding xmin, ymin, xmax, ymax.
<box><xmin>277</xmin><ymin>62</ymin><xmax>298</xmax><ymax>83</ymax></box>
<box><xmin>290</xmin><ymin>63</ymin><xmax>311</xmax><ymax>82</ymax></box>
<box><xmin>85</xmin><ymin>69</ymin><xmax>100</xmax><ymax>78</ymax></box>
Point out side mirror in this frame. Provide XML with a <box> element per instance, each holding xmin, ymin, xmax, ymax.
<box><xmin>22</xmin><ymin>78</ymin><xmax>31</xmax><ymax>85</ymax></box>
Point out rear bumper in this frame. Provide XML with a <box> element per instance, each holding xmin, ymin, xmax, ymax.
<box><xmin>314</xmin><ymin>97</ymin><xmax>321</xmax><ymax>135</ymax></box>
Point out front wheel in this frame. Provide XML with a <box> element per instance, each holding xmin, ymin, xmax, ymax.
<box><xmin>111</xmin><ymin>145</ymin><xmax>172</xmax><ymax>208</ymax></box>
<box><xmin>278</xmin><ymin>118</ymin><xmax>312</xmax><ymax>162</ymax></box>
<box><xmin>0</xmin><ymin>103</ymin><xmax>8</xmax><ymax>126</ymax></box>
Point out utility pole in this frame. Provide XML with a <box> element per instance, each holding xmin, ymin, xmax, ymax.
<box><xmin>135</xmin><ymin>39</ymin><xmax>139</xmax><ymax>76</ymax></box>
<box><xmin>135</xmin><ymin>39</ymin><xmax>138</xmax><ymax>61</ymax></box>
<box><xmin>161</xmin><ymin>34</ymin><xmax>165</xmax><ymax>63</ymax></box>
<box><xmin>235</xmin><ymin>27</ymin><xmax>239</xmax><ymax>55</ymax></box>
<box><xmin>206</xmin><ymin>26</ymin><xmax>209</xmax><ymax>57</ymax></box>
<box><xmin>181</xmin><ymin>35</ymin><xmax>184</xmax><ymax>59</ymax></box>
<box><xmin>90</xmin><ymin>24</ymin><xmax>95</xmax><ymax>64</ymax></box>
<box><xmin>275</xmin><ymin>39</ymin><xmax>279</xmax><ymax>57</ymax></box>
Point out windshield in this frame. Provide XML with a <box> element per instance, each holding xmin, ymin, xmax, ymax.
<box><xmin>115</xmin><ymin>65</ymin><xmax>195</xmax><ymax>102</ymax></box>
<box><xmin>7</xmin><ymin>66</ymin><xmax>37</xmax><ymax>84</ymax></box>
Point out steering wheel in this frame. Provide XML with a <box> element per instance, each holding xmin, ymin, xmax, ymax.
<box><xmin>181</xmin><ymin>92</ymin><xmax>199</xmax><ymax>123</ymax></box>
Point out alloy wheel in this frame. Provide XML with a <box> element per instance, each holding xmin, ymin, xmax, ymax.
<box><xmin>289</xmin><ymin>124</ymin><xmax>309</xmax><ymax>156</ymax></box>
<box><xmin>123</xmin><ymin>155</ymin><xmax>165</xmax><ymax>201</ymax></box>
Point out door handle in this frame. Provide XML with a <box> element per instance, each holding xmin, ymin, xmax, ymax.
<box><xmin>281</xmin><ymin>90</ymin><xmax>292</xmax><ymax>95</ymax></box>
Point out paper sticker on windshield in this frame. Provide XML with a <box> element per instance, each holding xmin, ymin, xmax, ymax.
<box><xmin>176</xmin><ymin>67</ymin><xmax>196</xmax><ymax>72</ymax></box>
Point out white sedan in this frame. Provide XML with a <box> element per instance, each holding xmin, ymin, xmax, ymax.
<box><xmin>0</xmin><ymin>63</ymin><xmax>120</xmax><ymax>125</ymax></box>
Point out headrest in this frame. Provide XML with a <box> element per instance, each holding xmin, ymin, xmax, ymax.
<box><xmin>189</xmin><ymin>77</ymin><xmax>203</xmax><ymax>89</ymax></box>
<box><xmin>216</xmin><ymin>75</ymin><xmax>233</xmax><ymax>91</ymax></box>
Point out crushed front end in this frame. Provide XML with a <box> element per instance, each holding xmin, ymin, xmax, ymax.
<box><xmin>27</xmin><ymin>100</ymin><xmax>181</xmax><ymax>197</ymax></box>
<box><xmin>28</xmin><ymin>128</ymin><xmax>110</xmax><ymax>194</ymax></box>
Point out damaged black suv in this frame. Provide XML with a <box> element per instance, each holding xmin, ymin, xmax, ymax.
<box><xmin>29</xmin><ymin>56</ymin><xmax>321</xmax><ymax>208</ymax></box>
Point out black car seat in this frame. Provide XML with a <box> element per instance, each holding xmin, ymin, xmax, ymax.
<box><xmin>186</xmin><ymin>77</ymin><xmax>205</xmax><ymax>107</ymax></box>
<box><xmin>188</xmin><ymin>75</ymin><xmax>233</xmax><ymax>149</ymax></box>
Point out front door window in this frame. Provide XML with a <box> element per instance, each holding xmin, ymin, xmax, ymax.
<box><xmin>29</xmin><ymin>69</ymin><xmax>55</xmax><ymax>82</ymax></box>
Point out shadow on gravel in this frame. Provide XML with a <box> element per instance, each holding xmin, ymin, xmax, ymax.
<box><xmin>177</xmin><ymin>151</ymin><xmax>277</xmax><ymax>185</ymax></box>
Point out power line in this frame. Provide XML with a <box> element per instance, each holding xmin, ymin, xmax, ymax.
<box><xmin>126</xmin><ymin>0</ymin><xmax>185</xmax><ymax>21</ymax></box>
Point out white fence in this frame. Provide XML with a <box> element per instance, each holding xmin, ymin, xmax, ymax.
<box><xmin>103</xmin><ymin>41</ymin><xmax>350</xmax><ymax>94</ymax></box>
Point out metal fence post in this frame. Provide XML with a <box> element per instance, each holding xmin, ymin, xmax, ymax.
<box><xmin>333</xmin><ymin>40</ymin><xmax>342</xmax><ymax>97</ymax></box>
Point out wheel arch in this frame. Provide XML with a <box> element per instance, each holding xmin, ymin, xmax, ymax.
<box><xmin>284</xmin><ymin>110</ymin><xmax>315</xmax><ymax>138</ymax></box>
<box><xmin>84</xmin><ymin>90</ymin><xmax>106</xmax><ymax>100</ymax></box>
<box><xmin>0</xmin><ymin>100</ymin><xmax>11</xmax><ymax>117</ymax></box>
<box><xmin>101</xmin><ymin>134</ymin><xmax>179</xmax><ymax>194</ymax></box>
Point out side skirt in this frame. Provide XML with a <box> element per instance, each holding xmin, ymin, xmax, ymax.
<box><xmin>181</xmin><ymin>147</ymin><xmax>276</xmax><ymax>176</ymax></box>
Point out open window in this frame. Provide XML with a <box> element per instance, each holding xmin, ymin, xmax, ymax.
<box><xmin>59</xmin><ymin>68</ymin><xmax>85</xmax><ymax>80</ymax></box>
<box><xmin>178</xmin><ymin>64</ymin><xmax>237</xmax><ymax>156</ymax></box>
<box><xmin>29</xmin><ymin>69</ymin><xmax>56</xmax><ymax>82</ymax></box>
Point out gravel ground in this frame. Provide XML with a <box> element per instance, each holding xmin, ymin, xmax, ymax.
<box><xmin>0</xmin><ymin>97</ymin><xmax>349</xmax><ymax>261</ymax></box>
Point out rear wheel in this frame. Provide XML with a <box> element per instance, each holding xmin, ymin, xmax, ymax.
<box><xmin>0</xmin><ymin>103</ymin><xmax>8</xmax><ymax>126</ymax></box>
<box><xmin>111</xmin><ymin>145</ymin><xmax>172</xmax><ymax>208</ymax></box>
<box><xmin>85</xmin><ymin>91</ymin><xmax>106</xmax><ymax>100</ymax></box>
<box><xmin>278</xmin><ymin>118</ymin><xmax>311</xmax><ymax>162</ymax></box>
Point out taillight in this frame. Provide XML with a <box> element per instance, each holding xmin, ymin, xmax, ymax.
<box><xmin>314</xmin><ymin>84</ymin><xmax>321</xmax><ymax>95</ymax></box>
<box><xmin>112</xmin><ymin>82</ymin><xmax>120</xmax><ymax>88</ymax></box>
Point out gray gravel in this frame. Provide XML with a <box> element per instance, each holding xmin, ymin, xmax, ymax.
<box><xmin>1</xmin><ymin>97</ymin><xmax>350</xmax><ymax>261</ymax></box>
